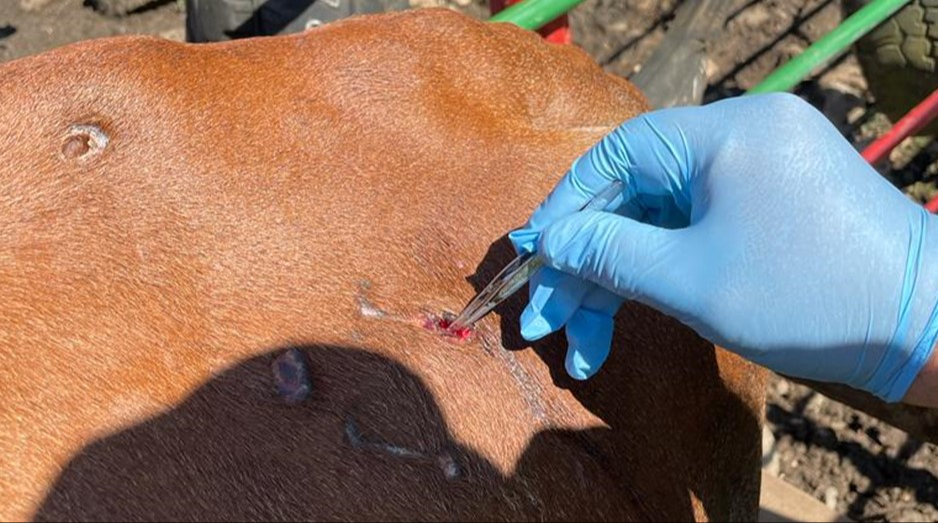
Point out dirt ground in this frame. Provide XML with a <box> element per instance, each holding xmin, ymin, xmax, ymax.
<box><xmin>0</xmin><ymin>0</ymin><xmax>185</xmax><ymax>60</ymax></box>
<box><xmin>769</xmin><ymin>377</ymin><xmax>938</xmax><ymax>522</ymax></box>
<box><xmin>2</xmin><ymin>1</ymin><xmax>937</xmax><ymax>521</ymax></box>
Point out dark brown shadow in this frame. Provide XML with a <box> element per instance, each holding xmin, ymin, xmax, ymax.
<box><xmin>35</xmin><ymin>343</ymin><xmax>655</xmax><ymax>521</ymax></box>
<box><xmin>35</xmin><ymin>345</ymin><xmax>510</xmax><ymax>521</ymax></box>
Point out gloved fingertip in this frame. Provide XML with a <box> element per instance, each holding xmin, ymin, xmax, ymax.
<box><xmin>564</xmin><ymin>308</ymin><xmax>614</xmax><ymax>381</ymax></box>
<box><xmin>520</xmin><ymin>305</ymin><xmax>552</xmax><ymax>341</ymax></box>
<box><xmin>508</xmin><ymin>229</ymin><xmax>538</xmax><ymax>255</ymax></box>
<box><xmin>565</xmin><ymin>350</ymin><xmax>597</xmax><ymax>381</ymax></box>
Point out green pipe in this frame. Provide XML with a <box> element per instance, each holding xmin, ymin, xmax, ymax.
<box><xmin>488</xmin><ymin>0</ymin><xmax>586</xmax><ymax>31</ymax></box>
<box><xmin>749</xmin><ymin>0</ymin><xmax>911</xmax><ymax>94</ymax></box>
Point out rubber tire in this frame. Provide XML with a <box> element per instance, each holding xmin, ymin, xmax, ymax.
<box><xmin>185</xmin><ymin>0</ymin><xmax>410</xmax><ymax>43</ymax></box>
<box><xmin>848</xmin><ymin>0</ymin><xmax>938</xmax><ymax>135</ymax></box>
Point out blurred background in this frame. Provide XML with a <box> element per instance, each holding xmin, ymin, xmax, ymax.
<box><xmin>2</xmin><ymin>1</ymin><xmax>938</xmax><ymax>521</ymax></box>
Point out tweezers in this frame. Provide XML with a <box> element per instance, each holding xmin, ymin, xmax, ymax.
<box><xmin>447</xmin><ymin>180</ymin><xmax>625</xmax><ymax>331</ymax></box>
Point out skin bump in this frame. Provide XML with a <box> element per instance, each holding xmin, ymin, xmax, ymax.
<box><xmin>61</xmin><ymin>124</ymin><xmax>109</xmax><ymax>161</ymax></box>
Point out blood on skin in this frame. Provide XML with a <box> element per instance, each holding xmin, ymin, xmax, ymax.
<box><xmin>423</xmin><ymin>312</ymin><xmax>473</xmax><ymax>341</ymax></box>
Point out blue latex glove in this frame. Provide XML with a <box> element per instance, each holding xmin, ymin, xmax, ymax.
<box><xmin>509</xmin><ymin>94</ymin><xmax>938</xmax><ymax>402</ymax></box>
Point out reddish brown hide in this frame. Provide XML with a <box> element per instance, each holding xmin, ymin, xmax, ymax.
<box><xmin>0</xmin><ymin>10</ymin><xmax>766</xmax><ymax>522</ymax></box>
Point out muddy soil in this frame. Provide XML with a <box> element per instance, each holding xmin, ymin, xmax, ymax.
<box><xmin>2</xmin><ymin>1</ymin><xmax>938</xmax><ymax>521</ymax></box>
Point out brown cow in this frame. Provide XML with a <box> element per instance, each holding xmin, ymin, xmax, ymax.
<box><xmin>0</xmin><ymin>9</ymin><xmax>766</xmax><ymax>521</ymax></box>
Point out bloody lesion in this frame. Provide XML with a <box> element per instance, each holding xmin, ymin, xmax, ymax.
<box><xmin>422</xmin><ymin>311</ymin><xmax>474</xmax><ymax>342</ymax></box>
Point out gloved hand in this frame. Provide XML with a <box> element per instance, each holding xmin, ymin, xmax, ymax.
<box><xmin>509</xmin><ymin>94</ymin><xmax>938</xmax><ymax>402</ymax></box>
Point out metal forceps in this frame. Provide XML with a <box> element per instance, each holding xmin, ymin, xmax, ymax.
<box><xmin>448</xmin><ymin>180</ymin><xmax>625</xmax><ymax>331</ymax></box>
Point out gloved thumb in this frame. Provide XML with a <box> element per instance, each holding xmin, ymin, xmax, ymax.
<box><xmin>538</xmin><ymin>209</ymin><xmax>694</xmax><ymax>317</ymax></box>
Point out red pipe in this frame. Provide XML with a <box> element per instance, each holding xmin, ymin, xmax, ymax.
<box><xmin>855</xmin><ymin>86</ymin><xmax>938</xmax><ymax>212</ymax></box>
<box><xmin>490</xmin><ymin>0</ymin><xmax>572</xmax><ymax>44</ymax></box>
<box><xmin>925</xmin><ymin>189</ymin><xmax>938</xmax><ymax>214</ymax></box>
<box><xmin>854</xmin><ymin>87</ymin><xmax>938</xmax><ymax>212</ymax></box>
<box><xmin>862</xmin><ymin>87</ymin><xmax>938</xmax><ymax>166</ymax></box>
